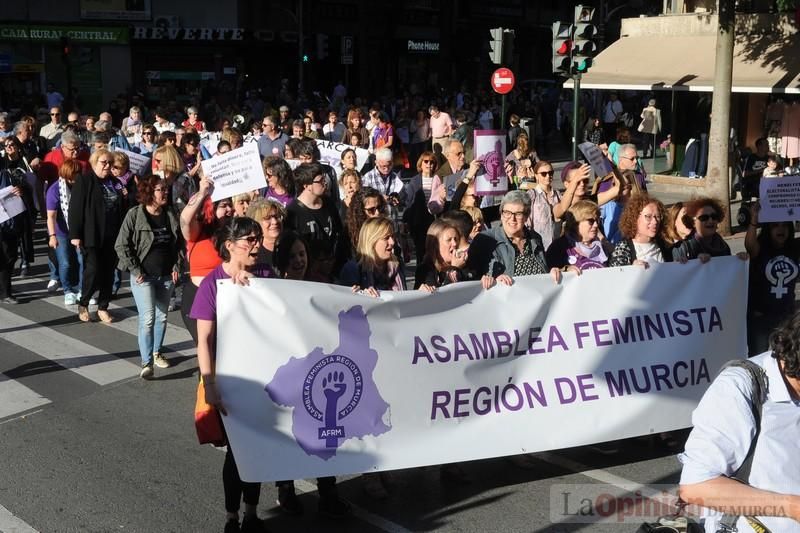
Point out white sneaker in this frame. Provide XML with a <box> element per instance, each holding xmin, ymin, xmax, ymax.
<box><xmin>89</xmin><ymin>297</ymin><xmax>98</xmax><ymax>305</ymax></box>
<box><xmin>47</xmin><ymin>280</ymin><xmax>60</xmax><ymax>292</ymax></box>
<box><xmin>153</xmin><ymin>353</ymin><xmax>170</xmax><ymax>369</ymax></box>
<box><xmin>139</xmin><ymin>363</ymin><xmax>154</xmax><ymax>379</ymax></box>
<box><xmin>64</xmin><ymin>293</ymin><xmax>78</xmax><ymax>306</ymax></box>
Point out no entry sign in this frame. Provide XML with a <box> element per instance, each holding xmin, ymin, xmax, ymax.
<box><xmin>491</xmin><ymin>67</ymin><xmax>515</xmax><ymax>94</ymax></box>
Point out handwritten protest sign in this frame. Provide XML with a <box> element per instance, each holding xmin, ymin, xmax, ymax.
<box><xmin>200</xmin><ymin>143</ymin><xmax>266</xmax><ymax>202</ymax></box>
<box><xmin>315</xmin><ymin>140</ymin><xmax>369</xmax><ymax>172</ymax></box>
<box><xmin>0</xmin><ymin>186</ymin><xmax>26</xmax><ymax>223</ymax></box>
<box><xmin>578</xmin><ymin>141</ymin><xmax>612</xmax><ymax>180</ymax></box>
<box><xmin>117</xmin><ymin>149</ymin><xmax>152</xmax><ymax>176</ymax></box>
<box><xmin>759</xmin><ymin>175</ymin><xmax>800</xmax><ymax>223</ymax></box>
<box><xmin>473</xmin><ymin>130</ymin><xmax>508</xmax><ymax>196</ymax></box>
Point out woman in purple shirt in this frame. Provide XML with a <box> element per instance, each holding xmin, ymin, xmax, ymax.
<box><xmin>46</xmin><ymin>159</ymin><xmax>84</xmax><ymax>305</ymax></box>
<box><xmin>189</xmin><ymin>217</ymin><xmax>273</xmax><ymax>532</ymax></box>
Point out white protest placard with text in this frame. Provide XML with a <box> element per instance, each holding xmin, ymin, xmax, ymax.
<box><xmin>201</xmin><ymin>143</ymin><xmax>266</xmax><ymax>202</ymax></box>
<box><xmin>759</xmin><ymin>175</ymin><xmax>800</xmax><ymax>222</ymax></box>
<box><xmin>0</xmin><ymin>186</ymin><xmax>26</xmax><ymax>224</ymax></box>
<box><xmin>117</xmin><ymin>149</ymin><xmax>151</xmax><ymax>176</ymax></box>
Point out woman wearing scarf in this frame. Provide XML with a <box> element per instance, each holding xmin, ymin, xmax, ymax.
<box><xmin>672</xmin><ymin>197</ymin><xmax>735</xmax><ymax>262</ymax></box>
<box><xmin>46</xmin><ymin>160</ymin><xmax>85</xmax><ymax>306</ymax></box>
<box><xmin>545</xmin><ymin>200</ymin><xmax>613</xmax><ymax>273</ymax></box>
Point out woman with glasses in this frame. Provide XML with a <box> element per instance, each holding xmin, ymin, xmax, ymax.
<box><xmin>545</xmin><ymin>200</ymin><xmax>612</xmax><ymax>273</ymax></box>
<box><xmin>402</xmin><ymin>150</ymin><xmax>439</xmax><ymax>262</ymax></box>
<box><xmin>190</xmin><ymin>217</ymin><xmax>273</xmax><ymax>533</ymax></box>
<box><xmin>115</xmin><ymin>175</ymin><xmax>183</xmax><ymax>378</ymax></box>
<box><xmin>609</xmin><ymin>195</ymin><xmax>673</xmax><ymax>268</ymax></box>
<box><xmin>672</xmin><ymin>197</ymin><xmax>736</xmax><ymax>263</ymax></box>
<box><xmin>345</xmin><ymin>187</ymin><xmax>386</xmax><ymax>251</ymax></box>
<box><xmin>68</xmin><ymin>148</ymin><xmax>127</xmax><ymax>323</ymax></box>
<box><xmin>246</xmin><ymin>199</ymin><xmax>284</xmax><ymax>271</ymax></box>
<box><xmin>134</xmin><ymin>125</ymin><xmax>157</xmax><ymax>155</ymax></box>
<box><xmin>525</xmin><ymin>160</ymin><xmax>562</xmax><ymax>250</ymax></box>
<box><xmin>260</xmin><ymin>156</ymin><xmax>295</xmax><ymax>207</ymax></box>
<box><xmin>470</xmin><ymin>190</ymin><xmax>565</xmax><ymax>286</ymax></box>
<box><xmin>180</xmin><ymin>131</ymin><xmax>203</xmax><ymax>179</ymax></box>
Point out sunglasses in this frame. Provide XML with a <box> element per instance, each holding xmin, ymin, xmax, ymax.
<box><xmin>538</xmin><ymin>171</ymin><xmax>554</xmax><ymax>177</ymax></box>
<box><xmin>365</xmin><ymin>206</ymin><xmax>383</xmax><ymax>215</ymax></box>
<box><xmin>696</xmin><ymin>213</ymin><xmax>720</xmax><ymax>223</ymax></box>
<box><xmin>421</xmin><ymin>159</ymin><xmax>436</xmax><ymax>165</ymax></box>
<box><xmin>236</xmin><ymin>235</ymin><xmax>262</xmax><ymax>245</ymax></box>
<box><xmin>51</xmin><ymin>113</ymin><xmax>61</xmax><ymax>116</ymax></box>
<box><xmin>583</xmin><ymin>218</ymin><xmax>599</xmax><ymax>226</ymax></box>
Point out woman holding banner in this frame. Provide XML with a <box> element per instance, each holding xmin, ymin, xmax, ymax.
<box><xmin>340</xmin><ymin>217</ymin><xmax>406</xmax><ymax>295</ymax></box>
<box><xmin>546</xmin><ymin>200</ymin><xmax>612</xmax><ymax>273</ymax></box>
<box><xmin>609</xmin><ymin>195</ymin><xmax>673</xmax><ymax>268</ymax></box>
<box><xmin>414</xmin><ymin>219</ymin><xmax>471</xmax><ymax>291</ymax></box>
<box><xmin>190</xmin><ymin>217</ymin><xmax>272</xmax><ymax>533</ymax></box>
<box><xmin>469</xmin><ymin>190</ymin><xmax>567</xmax><ymax>285</ymax></box>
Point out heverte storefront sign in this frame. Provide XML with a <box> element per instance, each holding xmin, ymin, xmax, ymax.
<box><xmin>0</xmin><ymin>25</ymin><xmax>128</xmax><ymax>44</ymax></box>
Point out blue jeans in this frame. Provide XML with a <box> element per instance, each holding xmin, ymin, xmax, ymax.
<box><xmin>129</xmin><ymin>274</ymin><xmax>174</xmax><ymax>366</ymax></box>
<box><xmin>54</xmin><ymin>235</ymin><xmax>83</xmax><ymax>294</ymax></box>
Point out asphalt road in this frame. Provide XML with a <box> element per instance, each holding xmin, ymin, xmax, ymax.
<box><xmin>0</xmin><ymin>233</ymin><xmax>693</xmax><ymax>533</ymax></box>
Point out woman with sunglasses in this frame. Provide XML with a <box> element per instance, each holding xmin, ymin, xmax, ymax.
<box><xmin>68</xmin><ymin>148</ymin><xmax>127</xmax><ymax>323</ymax></box>
<box><xmin>180</xmin><ymin>131</ymin><xmax>204</xmax><ymax>179</ymax></box>
<box><xmin>115</xmin><ymin>175</ymin><xmax>183</xmax><ymax>378</ymax></box>
<box><xmin>526</xmin><ymin>160</ymin><xmax>562</xmax><ymax>250</ymax></box>
<box><xmin>260</xmin><ymin>156</ymin><xmax>295</xmax><ymax>207</ymax></box>
<box><xmin>345</xmin><ymin>187</ymin><xmax>387</xmax><ymax>250</ymax></box>
<box><xmin>672</xmin><ymin>197</ymin><xmax>733</xmax><ymax>263</ymax></box>
<box><xmin>545</xmin><ymin>200</ymin><xmax>612</xmax><ymax>273</ymax></box>
<box><xmin>190</xmin><ymin>217</ymin><xmax>273</xmax><ymax>533</ymax></box>
<box><xmin>134</xmin><ymin>125</ymin><xmax>157</xmax><ymax>156</ymax></box>
<box><xmin>402</xmin><ymin>150</ymin><xmax>440</xmax><ymax>263</ymax></box>
<box><xmin>609</xmin><ymin>195</ymin><xmax>673</xmax><ymax>268</ymax></box>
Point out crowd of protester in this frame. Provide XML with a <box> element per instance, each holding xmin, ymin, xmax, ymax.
<box><xmin>0</xmin><ymin>85</ymin><xmax>797</xmax><ymax>533</ymax></box>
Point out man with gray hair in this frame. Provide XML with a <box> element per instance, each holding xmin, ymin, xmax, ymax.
<box><xmin>616</xmin><ymin>143</ymin><xmax>647</xmax><ymax>191</ymax></box>
<box><xmin>94</xmin><ymin>118</ymin><xmax>130</xmax><ymax>152</ymax></box>
<box><xmin>39</xmin><ymin>130</ymin><xmax>88</xmax><ymax>184</ymax></box>
<box><xmin>361</xmin><ymin>148</ymin><xmax>404</xmax><ymax>202</ymax></box>
<box><xmin>0</xmin><ymin>113</ymin><xmax>11</xmax><ymax>139</ymax></box>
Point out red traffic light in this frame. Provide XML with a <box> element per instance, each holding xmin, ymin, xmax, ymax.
<box><xmin>556</xmin><ymin>40</ymin><xmax>572</xmax><ymax>55</ymax></box>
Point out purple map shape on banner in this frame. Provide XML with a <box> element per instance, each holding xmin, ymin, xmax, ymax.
<box><xmin>265</xmin><ymin>306</ymin><xmax>391</xmax><ymax>460</ymax></box>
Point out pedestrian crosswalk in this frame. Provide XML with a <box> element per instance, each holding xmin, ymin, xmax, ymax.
<box><xmin>0</xmin><ymin>273</ymin><xmax>196</xmax><ymax>423</ymax></box>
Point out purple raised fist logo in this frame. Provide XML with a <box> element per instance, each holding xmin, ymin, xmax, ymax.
<box><xmin>481</xmin><ymin>139</ymin><xmax>504</xmax><ymax>187</ymax></box>
<box><xmin>266</xmin><ymin>306</ymin><xmax>391</xmax><ymax>459</ymax></box>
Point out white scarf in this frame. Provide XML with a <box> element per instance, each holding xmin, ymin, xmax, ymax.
<box><xmin>58</xmin><ymin>177</ymin><xmax>71</xmax><ymax>230</ymax></box>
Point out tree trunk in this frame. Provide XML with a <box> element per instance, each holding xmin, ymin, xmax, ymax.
<box><xmin>705</xmin><ymin>0</ymin><xmax>735</xmax><ymax>235</ymax></box>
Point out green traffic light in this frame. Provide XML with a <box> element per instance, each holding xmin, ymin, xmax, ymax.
<box><xmin>303</xmin><ymin>54</ymin><xmax>309</xmax><ymax>62</ymax></box>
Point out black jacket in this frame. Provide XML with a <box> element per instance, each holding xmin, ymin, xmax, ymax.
<box><xmin>68</xmin><ymin>172</ymin><xmax>126</xmax><ymax>247</ymax></box>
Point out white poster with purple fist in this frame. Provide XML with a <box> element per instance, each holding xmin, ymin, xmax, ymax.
<box><xmin>216</xmin><ymin>258</ymin><xmax>747</xmax><ymax>482</ymax></box>
<box><xmin>473</xmin><ymin>130</ymin><xmax>508</xmax><ymax>196</ymax></box>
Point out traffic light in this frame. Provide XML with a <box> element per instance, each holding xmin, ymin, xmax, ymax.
<box><xmin>551</xmin><ymin>22</ymin><xmax>572</xmax><ymax>75</ymax></box>
<box><xmin>61</xmin><ymin>36</ymin><xmax>71</xmax><ymax>61</ymax></box>
<box><xmin>502</xmin><ymin>29</ymin><xmax>515</xmax><ymax>66</ymax></box>
<box><xmin>572</xmin><ymin>6</ymin><xmax>597</xmax><ymax>73</ymax></box>
<box><xmin>316</xmin><ymin>34</ymin><xmax>329</xmax><ymax>60</ymax></box>
<box><xmin>489</xmin><ymin>27</ymin><xmax>503</xmax><ymax>65</ymax></box>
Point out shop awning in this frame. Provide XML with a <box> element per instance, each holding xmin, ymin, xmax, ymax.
<box><xmin>564</xmin><ymin>33</ymin><xmax>800</xmax><ymax>93</ymax></box>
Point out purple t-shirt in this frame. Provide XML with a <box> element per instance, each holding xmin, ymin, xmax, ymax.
<box><xmin>189</xmin><ymin>263</ymin><xmax>274</xmax><ymax>322</ymax></box>
<box><xmin>45</xmin><ymin>182</ymin><xmax>69</xmax><ymax>237</ymax></box>
<box><xmin>264</xmin><ymin>187</ymin><xmax>293</xmax><ymax>207</ymax></box>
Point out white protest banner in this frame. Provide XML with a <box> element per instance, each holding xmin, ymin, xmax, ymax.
<box><xmin>117</xmin><ymin>149</ymin><xmax>151</xmax><ymax>176</ymax></box>
<box><xmin>216</xmin><ymin>258</ymin><xmax>747</xmax><ymax>482</ymax></box>
<box><xmin>315</xmin><ymin>139</ymin><xmax>369</xmax><ymax>172</ymax></box>
<box><xmin>0</xmin><ymin>186</ymin><xmax>26</xmax><ymax>223</ymax></box>
<box><xmin>473</xmin><ymin>130</ymin><xmax>508</xmax><ymax>196</ymax></box>
<box><xmin>201</xmin><ymin>143</ymin><xmax>266</xmax><ymax>202</ymax></box>
<box><xmin>759</xmin><ymin>174</ymin><xmax>800</xmax><ymax>223</ymax></box>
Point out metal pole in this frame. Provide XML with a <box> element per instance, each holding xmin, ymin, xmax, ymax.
<box><xmin>572</xmin><ymin>73</ymin><xmax>581</xmax><ymax>161</ymax></box>
<box><xmin>297</xmin><ymin>0</ymin><xmax>304</xmax><ymax>94</ymax></box>
<box><xmin>501</xmin><ymin>94</ymin><xmax>506</xmax><ymax>133</ymax></box>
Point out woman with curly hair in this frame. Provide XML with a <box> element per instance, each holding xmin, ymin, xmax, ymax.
<box><xmin>609</xmin><ymin>194</ymin><xmax>673</xmax><ymax>268</ymax></box>
<box><xmin>345</xmin><ymin>187</ymin><xmax>386</xmax><ymax>250</ymax></box>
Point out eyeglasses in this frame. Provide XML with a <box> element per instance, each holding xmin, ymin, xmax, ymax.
<box><xmin>501</xmin><ymin>210</ymin><xmax>526</xmax><ymax>220</ymax></box>
<box><xmin>236</xmin><ymin>235</ymin><xmax>263</xmax><ymax>246</ymax></box>
<box><xmin>621</xmin><ymin>155</ymin><xmax>639</xmax><ymax>161</ymax></box>
<box><xmin>696</xmin><ymin>213</ymin><xmax>721</xmax><ymax>223</ymax></box>
<box><xmin>641</xmin><ymin>213</ymin><xmax>662</xmax><ymax>222</ymax></box>
<box><xmin>264</xmin><ymin>214</ymin><xmax>283</xmax><ymax>222</ymax></box>
<box><xmin>97</xmin><ymin>160</ymin><xmax>111</xmax><ymax>166</ymax></box>
<box><xmin>538</xmin><ymin>171</ymin><xmax>554</xmax><ymax>177</ymax></box>
<box><xmin>582</xmin><ymin>218</ymin><xmax>599</xmax><ymax>226</ymax></box>
<box><xmin>63</xmin><ymin>146</ymin><xmax>78</xmax><ymax>153</ymax></box>
<box><xmin>112</xmin><ymin>165</ymin><xmax>124</xmax><ymax>170</ymax></box>
<box><xmin>3</xmin><ymin>143</ymin><xmax>15</xmax><ymax>149</ymax></box>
